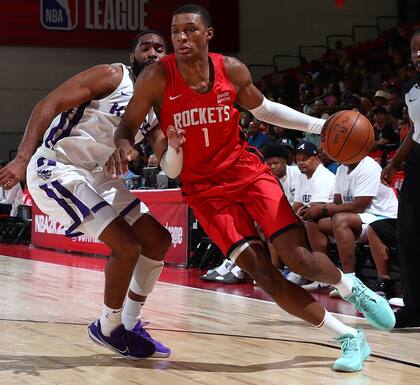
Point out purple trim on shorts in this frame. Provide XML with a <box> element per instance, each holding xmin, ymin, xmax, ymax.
<box><xmin>50</xmin><ymin>180</ymin><xmax>90</xmax><ymax>219</ymax></box>
<box><xmin>44</xmin><ymin>101</ymin><xmax>90</xmax><ymax>148</ymax></box>
<box><xmin>44</xmin><ymin>112</ymin><xmax>69</xmax><ymax>148</ymax></box>
<box><xmin>91</xmin><ymin>201</ymin><xmax>109</xmax><ymax>213</ymax></box>
<box><xmin>51</xmin><ymin>102</ymin><xmax>90</xmax><ymax>146</ymax></box>
<box><xmin>39</xmin><ymin>184</ymin><xmax>83</xmax><ymax>237</ymax></box>
<box><xmin>37</xmin><ymin>157</ymin><xmax>56</xmax><ymax>168</ymax></box>
<box><xmin>120</xmin><ymin>198</ymin><xmax>141</xmax><ymax>217</ymax></box>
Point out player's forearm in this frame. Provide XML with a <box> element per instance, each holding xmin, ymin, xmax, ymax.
<box><xmin>17</xmin><ymin>101</ymin><xmax>58</xmax><ymax>162</ymax></box>
<box><xmin>114</xmin><ymin>120</ymin><xmax>136</xmax><ymax>147</ymax></box>
<box><xmin>389</xmin><ymin>127</ymin><xmax>414</xmax><ymax>168</ymax></box>
<box><xmin>249</xmin><ymin>97</ymin><xmax>326</xmax><ymax>134</ymax></box>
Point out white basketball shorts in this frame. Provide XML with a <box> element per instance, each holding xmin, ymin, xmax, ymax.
<box><xmin>27</xmin><ymin>148</ymin><xmax>149</xmax><ymax>239</ymax></box>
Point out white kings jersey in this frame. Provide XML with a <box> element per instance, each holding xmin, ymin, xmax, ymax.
<box><xmin>39</xmin><ymin>64</ymin><xmax>157</xmax><ymax>170</ymax></box>
<box><xmin>334</xmin><ymin>156</ymin><xmax>398</xmax><ymax>218</ymax></box>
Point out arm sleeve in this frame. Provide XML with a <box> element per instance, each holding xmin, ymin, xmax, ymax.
<box><xmin>249</xmin><ymin>97</ymin><xmax>326</xmax><ymax>134</ymax></box>
<box><xmin>160</xmin><ymin>146</ymin><xmax>183</xmax><ymax>179</ymax></box>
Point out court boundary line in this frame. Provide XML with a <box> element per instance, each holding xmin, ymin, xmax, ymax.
<box><xmin>0</xmin><ymin>318</ymin><xmax>418</xmax><ymax>369</ymax></box>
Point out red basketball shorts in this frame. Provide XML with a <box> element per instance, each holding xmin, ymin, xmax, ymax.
<box><xmin>183</xmin><ymin>149</ymin><xmax>299</xmax><ymax>259</ymax></box>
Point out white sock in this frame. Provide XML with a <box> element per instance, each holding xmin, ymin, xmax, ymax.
<box><xmin>100</xmin><ymin>305</ymin><xmax>122</xmax><ymax>336</ymax></box>
<box><xmin>122</xmin><ymin>297</ymin><xmax>145</xmax><ymax>330</ymax></box>
<box><xmin>316</xmin><ymin>310</ymin><xmax>357</xmax><ymax>338</ymax></box>
<box><xmin>335</xmin><ymin>271</ymin><xmax>355</xmax><ymax>298</ymax></box>
<box><xmin>216</xmin><ymin>259</ymin><xmax>234</xmax><ymax>275</ymax></box>
<box><xmin>231</xmin><ymin>265</ymin><xmax>244</xmax><ymax>279</ymax></box>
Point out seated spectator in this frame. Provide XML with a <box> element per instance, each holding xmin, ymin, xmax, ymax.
<box><xmin>373</xmin><ymin>90</ymin><xmax>389</xmax><ymax>109</ymax></box>
<box><xmin>367</xmin><ymin>218</ymin><xmax>398</xmax><ymax>299</ymax></box>
<box><xmin>290</xmin><ymin>141</ymin><xmax>336</xmax><ymax>285</ymax></box>
<box><xmin>301</xmin><ymin>156</ymin><xmax>398</xmax><ymax>296</ymax></box>
<box><xmin>371</xmin><ymin>107</ymin><xmax>399</xmax><ymax>146</ymax></box>
<box><xmin>262</xmin><ymin>143</ymin><xmax>300</xmax><ymax>272</ymax></box>
<box><xmin>387</xmin><ymin>88</ymin><xmax>404</xmax><ymax>120</ymax></box>
<box><xmin>262</xmin><ymin>144</ymin><xmax>300</xmax><ymax>204</ymax></box>
<box><xmin>293</xmin><ymin>141</ymin><xmax>336</xmax><ymax>212</ymax></box>
<box><xmin>0</xmin><ymin>160</ymin><xmax>23</xmax><ymax>217</ymax></box>
<box><xmin>246</xmin><ymin>120</ymin><xmax>271</xmax><ymax>149</ymax></box>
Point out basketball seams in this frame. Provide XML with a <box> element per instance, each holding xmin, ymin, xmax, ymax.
<box><xmin>334</xmin><ymin>112</ymin><xmax>360</xmax><ymax>160</ymax></box>
<box><xmin>324</xmin><ymin>110</ymin><xmax>346</xmax><ymax>157</ymax></box>
<box><xmin>340</xmin><ymin>116</ymin><xmax>374</xmax><ymax>163</ymax></box>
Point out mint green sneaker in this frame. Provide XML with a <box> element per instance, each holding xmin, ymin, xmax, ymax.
<box><xmin>342</xmin><ymin>275</ymin><xmax>396</xmax><ymax>330</ymax></box>
<box><xmin>333</xmin><ymin>329</ymin><xmax>371</xmax><ymax>372</ymax></box>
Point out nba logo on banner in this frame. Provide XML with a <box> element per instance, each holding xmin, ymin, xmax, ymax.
<box><xmin>40</xmin><ymin>0</ymin><xmax>78</xmax><ymax>30</ymax></box>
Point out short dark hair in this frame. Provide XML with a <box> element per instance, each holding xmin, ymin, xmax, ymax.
<box><xmin>130</xmin><ymin>29</ymin><xmax>168</xmax><ymax>52</ymax></box>
<box><xmin>172</xmin><ymin>4</ymin><xmax>212</xmax><ymax>27</ymax></box>
<box><xmin>0</xmin><ymin>160</ymin><xmax>7</xmax><ymax>167</ymax></box>
<box><xmin>261</xmin><ymin>144</ymin><xmax>289</xmax><ymax>161</ymax></box>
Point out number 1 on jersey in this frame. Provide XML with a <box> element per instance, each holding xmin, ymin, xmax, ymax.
<box><xmin>201</xmin><ymin>127</ymin><xmax>210</xmax><ymax>147</ymax></box>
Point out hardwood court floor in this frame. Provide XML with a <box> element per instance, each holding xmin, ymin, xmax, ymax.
<box><xmin>0</xmin><ymin>254</ymin><xmax>419</xmax><ymax>385</ymax></box>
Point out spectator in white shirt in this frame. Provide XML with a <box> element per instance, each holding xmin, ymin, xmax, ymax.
<box><xmin>301</xmin><ymin>156</ymin><xmax>398</xmax><ymax>295</ymax></box>
<box><xmin>289</xmin><ymin>141</ymin><xmax>335</xmax><ymax>285</ymax></box>
<box><xmin>262</xmin><ymin>143</ymin><xmax>300</xmax><ymax>204</ymax></box>
<box><xmin>293</xmin><ymin>141</ymin><xmax>336</xmax><ymax>213</ymax></box>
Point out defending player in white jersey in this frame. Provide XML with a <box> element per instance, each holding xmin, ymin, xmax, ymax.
<box><xmin>0</xmin><ymin>30</ymin><xmax>179</xmax><ymax>359</ymax></box>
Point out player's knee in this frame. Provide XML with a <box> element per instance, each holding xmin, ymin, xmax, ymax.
<box><xmin>112</xmin><ymin>242</ymin><xmax>142</xmax><ymax>262</ymax></box>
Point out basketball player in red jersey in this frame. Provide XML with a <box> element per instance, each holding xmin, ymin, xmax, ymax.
<box><xmin>108</xmin><ymin>4</ymin><xmax>395</xmax><ymax>371</ymax></box>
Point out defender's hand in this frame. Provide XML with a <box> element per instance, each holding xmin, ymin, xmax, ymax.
<box><xmin>107</xmin><ymin>140</ymin><xmax>138</xmax><ymax>178</ymax></box>
<box><xmin>0</xmin><ymin>158</ymin><xmax>27</xmax><ymax>189</ymax></box>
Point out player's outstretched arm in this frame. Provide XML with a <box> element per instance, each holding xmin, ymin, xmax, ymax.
<box><xmin>0</xmin><ymin>65</ymin><xmax>122</xmax><ymax>189</ymax></box>
<box><xmin>225</xmin><ymin>56</ymin><xmax>326</xmax><ymax>134</ymax></box>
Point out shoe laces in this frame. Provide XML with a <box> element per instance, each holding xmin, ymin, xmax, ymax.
<box><xmin>337</xmin><ymin>335</ymin><xmax>359</xmax><ymax>356</ymax></box>
<box><xmin>349</xmin><ymin>283</ymin><xmax>377</xmax><ymax>314</ymax></box>
<box><xmin>134</xmin><ymin>321</ymin><xmax>153</xmax><ymax>339</ymax></box>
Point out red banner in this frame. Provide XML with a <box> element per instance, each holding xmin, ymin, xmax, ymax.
<box><xmin>31</xmin><ymin>189</ymin><xmax>189</xmax><ymax>265</ymax></box>
<box><xmin>0</xmin><ymin>0</ymin><xmax>239</xmax><ymax>51</ymax></box>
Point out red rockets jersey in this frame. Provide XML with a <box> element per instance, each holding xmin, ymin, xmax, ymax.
<box><xmin>159</xmin><ymin>53</ymin><xmax>248</xmax><ymax>184</ymax></box>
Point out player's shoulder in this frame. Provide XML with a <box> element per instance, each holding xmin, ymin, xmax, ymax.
<box><xmin>223</xmin><ymin>55</ymin><xmax>248</xmax><ymax>73</ymax></box>
<box><xmin>223</xmin><ymin>55</ymin><xmax>251</xmax><ymax>84</ymax></box>
<box><xmin>89</xmin><ymin>63</ymin><xmax>124</xmax><ymax>79</ymax></box>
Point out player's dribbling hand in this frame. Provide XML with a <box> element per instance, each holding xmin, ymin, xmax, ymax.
<box><xmin>0</xmin><ymin>157</ymin><xmax>27</xmax><ymax>190</ymax></box>
<box><xmin>106</xmin><ymin>139</ymin><xmax>138</xmax><ymax>178</ymax></box>
<box><xmin>381</xmin><ymin>163</ymin><xmax>397</xmax><ymax>187</ymax></box>
<box><xmin>167</xmin><ymin>125</ymin><xmax>186</xmax><ymax>152</ymax></box>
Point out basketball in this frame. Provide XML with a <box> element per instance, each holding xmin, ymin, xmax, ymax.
<box><xmin>320</xmin><ymin>110</ymin><xmax>374</xmax><ymax>164</ymax></box>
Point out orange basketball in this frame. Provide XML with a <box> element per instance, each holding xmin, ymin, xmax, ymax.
<box><xmin>320</xmin><ymin>110</ymin><xmax>374</xmax><ymax>164</ymax></box>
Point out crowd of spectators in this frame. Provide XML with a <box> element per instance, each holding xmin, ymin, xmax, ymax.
<box><xmin>239</xmin><ymin>25</ymin><xmax>416</xmax><ymax>164</ymax></box>
<box><xmin>204</xmin><ymin>25</ymin><xmax>420</xmax><ymax>307</ymax></box>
